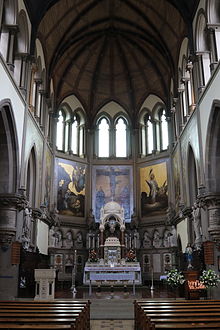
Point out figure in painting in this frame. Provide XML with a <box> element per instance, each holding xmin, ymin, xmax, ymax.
<box><xmin>146</xmin><ymin>169</ymin><xmax>159</xmax><ymax>204</ymax></box>
<box><xmin>95</xmin><ymin>186</ymin><xmax>105</xmax><ymax>220</ymax></box>
<box><xmin>141</xmin><ymin>166</ymin><xmax>168</xmax><ymax>215</ymax></box>
<box><xmin>72</xmin><ymin>166</ymin><xmax>85</xmax><ymax>193</ymax></box>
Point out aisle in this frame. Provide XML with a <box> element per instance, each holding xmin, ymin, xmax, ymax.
<box><xmin>90</xmin><ymin>320</ymin><xmax>134</xmax><ymax>330</ymax></box>
<box><xmin>90</xmin><ymin>298</ymin><xmax>134</xmax><ymax>319</ymax></box>
<box><xmin>90</xmin><ymin>298</ymin><xmax>134</xmax><ymax>330</ymax></box>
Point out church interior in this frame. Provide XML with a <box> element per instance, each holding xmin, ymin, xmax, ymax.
<box><xmin>1</xmin><ymin>0</ymin><xmax>220</xmax><ymax>316</ymax></box>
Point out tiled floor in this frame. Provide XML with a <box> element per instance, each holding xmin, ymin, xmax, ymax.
<box><xmin>91</xmin><ymin>320</ymin><xmax>134</xmax><ymax>330</ymax></box>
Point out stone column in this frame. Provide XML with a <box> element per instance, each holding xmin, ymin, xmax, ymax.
<box><xmin>120</xmin><ymin>225</ymin><xmax>125</xmax><ymax>259</ymax></box>
<box><xmin>204</xmin><ymin>193</ymin><xmax>220</xmax><ymax>242</ymax></box>
<box><xmin>207</xmin><ymin>27</ymin><xmax>218</xmax><ymax>73</ymax></box>
<box><xmin>0</xmin><ymin>193</ymin><xmax>27</xmax><ymax>299</ymax></box>
<box><xmin>99</xmin><ymin>224</ymin><xmax>104</xmax><ymax>259</ymax></box>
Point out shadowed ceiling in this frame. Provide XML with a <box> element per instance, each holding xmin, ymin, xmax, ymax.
<box><xmin>25</xmin><ymin>0</ymin><xmax>199</xmax><ymax>121</ymax></box>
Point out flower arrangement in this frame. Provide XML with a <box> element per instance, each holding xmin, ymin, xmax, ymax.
<box><xmin>199</xmin><ymin>269</ymin><xmax>220</xmax><ymax>288</ymax></box>
<box><xmin>125</xmin><ymin>249</ymin><xmax>137</xmax><ymax>262</ymax></box>
<box><xmin>166</xmin><ymin>268</ymin><xmax>185</xmax><ymax>287</ymax></box>
<box><xmin>88</xmin><ymin>249</ymin><xmax>98</xmax><ymax>262</ymax></box>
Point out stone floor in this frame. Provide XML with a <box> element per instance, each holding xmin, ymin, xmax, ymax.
<box><xmin>54</xmin><ymin>285</ymin><xmax>180</xmax><ymax>329</ymax></box>
<box><xmin>90</xmin><ymin>320</ymin><xmax>134</xmax><ymax>330</ymax></box>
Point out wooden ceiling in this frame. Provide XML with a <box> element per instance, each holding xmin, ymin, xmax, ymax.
<box><xmin>24</xmin><ymin>0</ymin><xmax>199</xmax><ymax>120</ymax></box>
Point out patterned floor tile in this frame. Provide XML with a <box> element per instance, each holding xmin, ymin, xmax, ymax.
<box><xmin>90</xmin><ymin>320</ymin><xmax>134</xmax><ymax>330</ymax></box>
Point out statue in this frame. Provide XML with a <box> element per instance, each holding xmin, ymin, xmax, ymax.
<box><xmin>185</xmin><ymin>243</ymin><xmax>193</xmax><ymax>269</ymax></box>
<box><xmin>170</xmin><ymin>225</ymin><xmax>177</xmax><ymax>247</ymax></box>
<box><xmin>48</xmin><ymin>226</ymin><xmax>56</xmax><ymax>247</ymax></box>
<box><xmin>192</xmin><ymin>201</ymin><xmax>202</xmax><ymax>249</ymax></box>
<box><xmin>133</xmin><ymin>229</ymin><xmax>140</xmax><ymax>249</ymax></box>
<box><xmin>75</xmin><ymin>231</ymin><xmax>83</xmax><ymax>248</ymax></box>
<box><xmin>55</xmin><ymin>230</ymin><xmax>62</xmax><ymax>248</ymax></box>
<box><xmin>163</xmin><ymin>230</ymin><xmax>170</xmax><ymax>248</ymax></box>
<box><xmin>65</xmin><ymin>231</ymin><xmax>73</xmax><ymax>248</ymax></box>
<box><xmin>143</xmin><ymin>231</ymin><xmax>151</xmax><ymax>248</ymax></box>
<box><xmin>21</xmin><ymin>207</ymin><xmax>32</xmax><ymax>250</ymax></box>
<box><xmin>152</xmin><ymin>230</ymin><xmax>162</xmax><ymax>248</ymax></box>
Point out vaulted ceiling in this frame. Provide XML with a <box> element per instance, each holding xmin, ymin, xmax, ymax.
<box><xmin>24</xmin><ymin>0</ymin><xmax>199</xmax><ymax>120</ymax></box>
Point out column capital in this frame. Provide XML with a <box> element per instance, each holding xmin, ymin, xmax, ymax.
<box><xmin>0</xmin><ymin>193</ymin><xmax>28</xmax><ymax>211</ymax></box>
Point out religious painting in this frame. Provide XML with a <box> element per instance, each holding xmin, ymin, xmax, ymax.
<box><xmin>140</xmin><ymin>161</ymin><xmax>168</xmax><ymax>216</ymax></box>
<box><xmin>173</xmin><ymin>148</ymin><xmax>181</xmax><ymax>211</ymax></box>
<box><xmin>92</xmin><ymin>165</ymin><xmax>133</xmax><ymax>222</ymax></box>
<box><xmin>55</xmin><ymin>158</ymin><xmax>86</xmax><ymax>217</ymax></box>
<box><xmin>44</xmin><ymin>148</ymin><xmax>52</xmax><ymax>209</ymax></box>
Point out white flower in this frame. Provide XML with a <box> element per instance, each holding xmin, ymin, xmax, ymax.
<box><xmin>200</xmin><ymin>269</ymin><xmax>220</xmax><ymax>288</ymax></box>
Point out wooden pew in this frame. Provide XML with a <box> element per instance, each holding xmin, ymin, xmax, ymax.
<box><xmin>134</xmin><ymin>299</ymin><xmax>220</xmax><ymax>330</ymax></box>
<box><xmin>0</xmin><ymin>300</ymin><xmax>90</xmax><ymax>330</ymax></box>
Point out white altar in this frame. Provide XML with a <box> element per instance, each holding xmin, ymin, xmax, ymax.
<box><xmin>83</xmin><ymin>262</ymin><xmax>141</xmax><ymax>295</ymax></box>
<box><xmin>83</xmin><ymin>202</ymin><xmax>142</xmax><ymax>295</ymax></box>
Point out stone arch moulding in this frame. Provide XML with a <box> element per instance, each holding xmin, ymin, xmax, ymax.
<box><xmin>0</xmin><ymin>99</ymin><xmax>19</xmax><ymax>194</ymax></box>
<box><xmin>204</xmin><ymin>100</ymin><xmax>220</xmax><ymax>242</ymax></box>
<box><xmin>205</xmin><ymin>99</ymin><xmax>220</xmax><ymax>192</ymax></box>
<box><xmin>25</xmin><ymin>144</ymin><xmax>38</xmax><ymax>207</ymax></box>
<box><xmin>186</xmin><ymin>143</ymin><xmax>199</xmax><ymax>205</ymax></box>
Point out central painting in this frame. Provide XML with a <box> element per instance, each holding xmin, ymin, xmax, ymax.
<box><xmin>92</xmin><ymin>165</ymin><xmax>133</xmax><ymax>222</ymax></box>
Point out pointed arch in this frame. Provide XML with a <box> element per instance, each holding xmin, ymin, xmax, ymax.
<box><xmin>205</xmin><ymin>100</ymin><xmax>220</xmax><ymax>192</ymax></box>
<box><xmin>0</xmin><ymin>100</ymin><xmax>19</xmax><ymax>193</ymax></box>
<box><xmin>195</xmin><ymin>11</ymin><xmax>211</xmax><ymax>85</ymax></box>
<box><xmin>187</xmin><ymin>144</ymin><xmax>198</xmax><ymax>205</ymax></box>
<box><xmin>26</xmin><ymin>146</ymin><xmax>37</xmax><ymax>207</ymax></box>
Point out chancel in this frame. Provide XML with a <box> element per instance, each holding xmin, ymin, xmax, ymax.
<box><xmin>84</xmin><ymin>201</ymin><xmax>141</xmax><ymax>294</ymax></box>
<box><xmin>2</xmin><ymin>0</ymin><xmax>220</xmax><ymax>328</ymax></box>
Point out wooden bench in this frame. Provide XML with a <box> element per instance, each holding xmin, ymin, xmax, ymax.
<box><xmin>134</xmin><ymin>299</ymin><xmax>220</xmax><ymax>330</ymax></box>
<box><xmin>0</xmin><ymin>300</ymin><xmax>90</xmax><ymax>330</ymax></box>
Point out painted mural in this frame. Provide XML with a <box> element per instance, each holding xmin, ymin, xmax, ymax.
<box><xmin>44</xmin><ymin>148</ymin><xmax>52</xmax><ymax>209</ymax></box>
<box><xmin>56</xmin><ymin>158</ymin><xmax>86</xmax><ymax>217</ymax></box>
<box><xmin>173</xmin><ymin>149</ymin><xmax>181</xmax><ymax>211</ymax></box>
<box><xmin>93</xmin><ymin>166</ymin><xmax>133</xmax><ymax>222</ymax></box>
<box><xmin>140</xmin><ymin>162</ymin><xmax>168</xmax><ymax>216</ymax></box>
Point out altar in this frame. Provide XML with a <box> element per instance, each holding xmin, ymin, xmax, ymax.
<box><xmin>83</xmin><ymin>263</ymin><xmax>141</xmax><ymax>295</ymax></box>
<box><xmin>83</xmin><ymin>201</ymin><xmax>142</xmax><ymax>294</ymax></box>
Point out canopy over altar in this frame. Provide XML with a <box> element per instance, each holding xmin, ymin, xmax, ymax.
<box><xmin>83</xmin><ymin>201</ymin><xmax>141</xmax><ymax>294</ymax></box>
